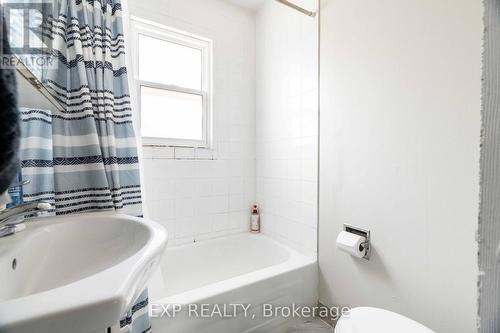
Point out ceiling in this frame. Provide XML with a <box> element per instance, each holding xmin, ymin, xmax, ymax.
<box><xmin>226</xmin><ymin>0</ymin><xmax>265</xmax><ymax>11</ymax></box>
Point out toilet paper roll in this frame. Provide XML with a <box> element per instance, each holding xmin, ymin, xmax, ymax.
<box><xmin>336</xmin><ymin>231</ymin><xmax>367</xmax><ymax>258</ymax></box>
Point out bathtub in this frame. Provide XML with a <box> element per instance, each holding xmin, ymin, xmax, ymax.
<box><xmin>148</xmin><ymin>233</ymin><xmax>317</xmax><ymax>333</ymax></box>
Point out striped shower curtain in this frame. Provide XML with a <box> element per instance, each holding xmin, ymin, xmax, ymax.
<box><xmin>43</xmin><ymin>0</ymin><xmax>142</xmax><ymax>216</ymax></box>
<box><xmin>22</xmin><ymin>0</ymin><xmax>152</xmax><ymax>331</ymax></box>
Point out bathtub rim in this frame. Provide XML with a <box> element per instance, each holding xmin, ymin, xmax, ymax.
<box><xmin>150</xmin><ymin>233</ymin><xmax>317</xmax><ymax>305</ymax></box>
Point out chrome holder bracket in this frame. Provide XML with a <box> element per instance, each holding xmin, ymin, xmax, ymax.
<box><xmin>344</xmin><ymin>224</ymin><xmax>371</xmax><ymax>260</ymax></box>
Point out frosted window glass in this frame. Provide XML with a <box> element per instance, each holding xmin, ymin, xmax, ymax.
<box><xmin>140</xmin><ymin>86</ymin><xmax>203</xmax><ymax>140</ymax></box>
<box><xmin>138</xmin><ymin>34</ymin><xmax>202</xmax><ymax>90</ymax></box>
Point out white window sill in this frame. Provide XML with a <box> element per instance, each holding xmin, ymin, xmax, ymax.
<box><xmin>142</xmin><ymin>146</ymin><xmax>215</xmax><ymax>160</ymax></box>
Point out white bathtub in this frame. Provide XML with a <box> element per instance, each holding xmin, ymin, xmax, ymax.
<box><xmin>149</xmin><ymin>233</ymin><xmax>317</xmax><ymax>333</ymax></box>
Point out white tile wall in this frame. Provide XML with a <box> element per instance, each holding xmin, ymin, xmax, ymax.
<box><xmin>255</xmin><ymin>0</ymin><xmax>319</xmax><ymax>257</ymax></box>
<box><xmin>131</xmin><ymin>0</ymin><xmax>256</xmax><ymax>246</ymax></box>
<box><xmin>142</xmin><ymin>155</ymin><xmax>255</xmax><ymax>246</ymax></box>
<box><xmin>132</xmin><ymin>0</ymin><xmax>318</xmax><ymax>252</ymax></box>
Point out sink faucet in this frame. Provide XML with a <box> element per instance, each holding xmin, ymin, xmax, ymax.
<box><xmin>0</xmin><ymin>201</ymin><xmax>52</xmax><ymax>238</ymax></box>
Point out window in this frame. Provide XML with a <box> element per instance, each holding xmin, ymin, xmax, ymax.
<box><xmin>131</xmin><ymin>18</ymin><xmax>212</xmax><ymax>147</ymax></box>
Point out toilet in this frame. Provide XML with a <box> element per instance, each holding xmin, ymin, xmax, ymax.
<box><xmin>335</xmin><ymin>307</ymin><xmax>436</xmax><ymax>333</ymax></box>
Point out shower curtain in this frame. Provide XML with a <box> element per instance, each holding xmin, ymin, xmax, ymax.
<box><xmin>21</xmin><ymin>0</ymin><xmax>151</xmax><ymax>331</ymax></box>
<box><xmin>43</xmin><ymin>0</ymin><xmax>142</xmax><ymax>217</ymax></box>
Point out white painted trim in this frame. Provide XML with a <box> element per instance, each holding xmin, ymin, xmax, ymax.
<box><xmin>130</xmin><ymin>17</ymin><xmax>213</xmax><ymax>149</ymax></box>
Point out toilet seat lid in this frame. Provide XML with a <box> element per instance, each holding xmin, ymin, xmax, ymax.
<box><xmin>335</xmin><ymin>307</ymin><xmax>435</xmax><ymax>333</ymax></box>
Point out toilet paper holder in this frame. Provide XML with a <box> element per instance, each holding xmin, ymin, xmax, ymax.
<box><xmin>344</xmin><ymin>224</ymin><xmax>371</xmax><ymax>260</ymax></box>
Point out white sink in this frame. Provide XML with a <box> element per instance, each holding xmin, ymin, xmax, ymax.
<box><xmin>0</xmin><ymin>213</ymin><xmax>167</xmax><ymax>333</ymax></box>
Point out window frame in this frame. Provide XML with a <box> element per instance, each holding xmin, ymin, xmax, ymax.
<box><xmin>130</xmin><ymin>17</ymin><xmax>213</xmax><ymax>148</ymax></box>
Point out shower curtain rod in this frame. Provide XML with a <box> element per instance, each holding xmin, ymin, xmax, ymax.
<box><xmin>275</xmin><ymin>0</ymin><xmax>316</xmax><ymax>17</ymax></box>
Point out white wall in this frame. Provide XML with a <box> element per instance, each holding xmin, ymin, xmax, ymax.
<box><xmin>129</xmin><ymin>0</ymin><xmax>256</xmax><ymax>245</ymax></box>
<box><xmin>318</xmin><ymin>1</ymin><xmax>482</xmax><ymax>332</ymax></box>
<box><xmin>16</xmin><ymin>72</ymin><xmax>58</xmax><ymax>111</ymax></box>
<box><xmin>255</xmin><ymin>0</ymin><xmax>319</xmax><ymax>257</ymax></box>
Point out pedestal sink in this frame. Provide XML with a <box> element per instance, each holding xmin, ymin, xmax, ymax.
<box><xmin>0</xmin><ymin>213</ymin><xmax>167</xmax><ymax>333</ymax></box>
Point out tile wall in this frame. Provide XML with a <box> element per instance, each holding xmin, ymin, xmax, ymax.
<box><xmin>255</xmin><ymin>0</ymin><xmax>319</xmax><ymax>257</ymax></box>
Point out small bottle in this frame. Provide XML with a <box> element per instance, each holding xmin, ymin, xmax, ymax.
<box><xmin>7</xmin><ymin>171</ymin><xmax>23</xmax><ymax>209</ymax></box>
<box><xmin>250</xmin><ymin>204</ymin><xmax>260</xmax><ymax>233</ymax></box>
